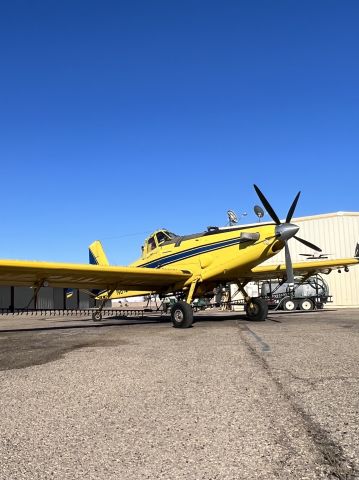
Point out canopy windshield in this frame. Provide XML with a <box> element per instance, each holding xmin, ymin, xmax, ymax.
<box><xmin>143</xmin><ymin>230</ymin><xmax>177</xmax><ymax>253</ymax></box>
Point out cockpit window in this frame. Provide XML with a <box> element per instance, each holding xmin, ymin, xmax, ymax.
<box><xmin>157</xmin><ymin>231</ymin><xmax>169</xmax><ymax>245</ymax></box>
<box><xmin>156</xmin><ymin>230</ymin><xmax>177</xmax><ymax>245</ymax></box>
<box><xmin>145</xmin><ymin>230</ymin><xmax>178</xmax><ymax>254</ymax></box>
<box><xmin>147</xmin><ymin>236</ymin><xmax>157</xmax><ymax>251</ymax></box>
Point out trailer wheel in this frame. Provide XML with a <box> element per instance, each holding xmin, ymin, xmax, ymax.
<box><xmin>171</xmin><ymin>301</ymin><xmax>194</xmax><ymax>328</ymax></box>
<box><xmin>283</xmin><ymin>297</ymin><xmax>297</xmax><ymax>312</ymax></box>
<box><xmin>245</xmin><ymin>297</ymin><xmax>268</xmax><ymax>321</ymax></box>
<box><xmin>299</xmin><ymin>298</ymin><xmax>314</xmax><ymax>311</ymax></box>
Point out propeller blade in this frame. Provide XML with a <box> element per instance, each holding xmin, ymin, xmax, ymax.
<box><xmin>253</xmin><ymin>185</ymin><xmax>281</xmax><ymax>225</ymax></box>
<box><xmin>286</xmin><ymin>191</ymin><xmax>301</xmax><ymax>223</ymax></box>
<box><xmin>284</xmin><ymin>241</ymin><xmax>294</xmax><ymax>285</ymax></box>
<box><xmin>294</xmin><ymin>235</ymin><xmax>322</xmax><ymax>252</ymax></box>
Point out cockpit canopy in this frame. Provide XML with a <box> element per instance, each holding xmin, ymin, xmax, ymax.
<box><xmin>143</xmin><ymin>229</ymin><xmax>177</xmax><ymax>255</ymax></box>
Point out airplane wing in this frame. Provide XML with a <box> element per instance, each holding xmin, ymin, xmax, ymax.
<box><xmin>0</xmin><ymin>260</ymin><xmax>192</xmax><ymax>291</ymax></box>
<box><xmin>247</xmin><ymin>257</ymin><xmax>359</xmax><ymax>280</ymax></box>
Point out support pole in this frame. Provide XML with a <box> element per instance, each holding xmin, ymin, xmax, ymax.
<box><xmin>10</xmin><ymin>287</ymin><xmax>14</xmax><ymax>313</ymax></box>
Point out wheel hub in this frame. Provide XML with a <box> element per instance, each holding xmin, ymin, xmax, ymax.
<box><xmin>285</xmin><ymin>300</ymin><xmax>295</xmax><ymax>310</ymax></box>
<box><xmin>301</xmin><ymin>300</ymin><xmax>312</xmax><ymax>310</ymax></box>
<box><xmin>174</xmin><ymin>309</ymin><xmax>184</xmax><ymax>322</ymax></box>
<box><xmin>248</xmin><ymin>303</ymin><xmax>259</xmax><ymax>315</ymax></box>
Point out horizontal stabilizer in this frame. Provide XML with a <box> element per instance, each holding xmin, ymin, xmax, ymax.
<box><xmin>97</xmin><ymin>289</ymin><xmax>152</xmax><ymax>300</ymax></box>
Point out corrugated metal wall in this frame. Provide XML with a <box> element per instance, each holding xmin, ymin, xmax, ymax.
<box><xmin>0</xmin><ymin>287</ymin><xmax>11</xmax><ymax>309</ymax></box>
<box><xmin>262</xmin><ymin>212</ymin><xmax>359</xmax><ymax>306</ymax></box>
<box><xmin>0</xmin><ymin>287</ymin><xmax>90</xmax><ymax>310</ymax></box>
<box><xmin>14</xmin><ymin>287</ymin><xmax>35</xmax><ymax>309</ymax></box>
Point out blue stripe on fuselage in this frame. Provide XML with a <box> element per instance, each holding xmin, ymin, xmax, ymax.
<box><xmin>139</xmin><ymin>236</ymin><xmax>246</xmax><ymax>269</ymax></box>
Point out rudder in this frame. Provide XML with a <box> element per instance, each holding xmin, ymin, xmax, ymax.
<box><xmin>89</xmin><ymin>240</ymin><xmax>110</xmax><ymax>266</ymax></box>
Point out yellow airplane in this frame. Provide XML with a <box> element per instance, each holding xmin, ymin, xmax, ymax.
<box><xmin>0</xmin><ymin>185</ymin><xmax>358</xmax><ymax>328</ymax></box>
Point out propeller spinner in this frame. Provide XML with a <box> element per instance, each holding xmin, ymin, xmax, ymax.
<box><xmin>253</xmin><ymin>185</ymin><xmax>322</xmax><ymax>287</ymax></box>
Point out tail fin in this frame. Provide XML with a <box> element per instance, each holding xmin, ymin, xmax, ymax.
<box><xmin>89</xmin><ymin>240</ymin><xmax>110</xmax><ymax>266</ymax></box>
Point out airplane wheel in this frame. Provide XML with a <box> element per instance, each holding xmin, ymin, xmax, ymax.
<box><xmin>171</xmin><ymin>301</ymin><xmax>194</xmax><ymax>328</ymax></box>
<box><xmin>282</xmin><ymin>297</ymin><xmax>297</xmax><ymax>312</ymax></box>
<box><xmin>245</xmin><ymin>297</ymin><xmax>268</xmax><ymax>321</ymax></box>
<box><xmin>299</xmin><ymin>298</ymin><xmax>314</xmax><ymax>311</ymax></box>
<box><xmin>92</xmin><ymin>311</ymin><xmax>103</xmax><ymax>322</ymax></box>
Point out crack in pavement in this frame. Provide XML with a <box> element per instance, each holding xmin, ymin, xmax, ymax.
<box><xmin>272</xmin><ymin>369</ymin><xmax>359</xmax><ymax>389</ymax></box>
<box><xmin>238</xmin><ymin>322</ymin><xmax>359</xmax><ymax>480</ymax></box>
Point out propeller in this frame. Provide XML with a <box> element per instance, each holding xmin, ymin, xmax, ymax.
<box><xmin>293</xmin><ymin>235</ymin><xmax>321</xmax><ymax>252</ymax></box>
<box><xmin>254</xmin><ymin>184</ymin><xmax>322</xmax><ymax>287</ymax></box>
<box><xmin>284</xmin><ymin>242</ymin><xmax>294</xmax><ymax>284</ymax></box>
<box><xmin>253</xmin><ymin>185</ymin><xmax>281</xmax><ymax>225</ymax></box>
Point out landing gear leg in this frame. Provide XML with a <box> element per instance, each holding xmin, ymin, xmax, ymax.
<box><xmin>171</xmin><ymin>280</ymin><xmax>198</xmax><ymax>328</ymax></box>
<box><xmin>237</xmin><ymin>281</ymin><xmax>268</xmax><ymax>322</ymax></box>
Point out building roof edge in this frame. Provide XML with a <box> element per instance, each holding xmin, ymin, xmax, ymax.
<box><xmin>292</xmin><ymin>211</ymin><xmax>359</xmax><ymax>222</ymax></box>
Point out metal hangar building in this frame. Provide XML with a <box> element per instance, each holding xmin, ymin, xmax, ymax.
<box><xmin>260</xmin><ymin>211</ymin><xmax>359</xmax><ymax>307</ymax></box>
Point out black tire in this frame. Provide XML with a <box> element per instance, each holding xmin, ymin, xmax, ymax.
<box><xmin>245</xmin><ymin>297</ymin><xmax>268</xmax><ymax>321</ymax></box>
<box><xmin>282</xmin><ymin>297</ymin><xmax>297</xmax><ymax>312</ymax></box>
<box><xmin>171</xmin><ymin>301</ymin><xmax>194</xmax><ymax>328</ymax></box>
<box><xmin>92</xmin><ymin>311</ymin><xmax>102</xmax><ymax>322</ymax></box>
<box><xmin>299</xmin><ymin>298</ymin><xmax>314</xmax><ymax>311</ymax></box>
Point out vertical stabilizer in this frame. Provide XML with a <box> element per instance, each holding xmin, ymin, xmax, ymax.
<box><xmin>89</xmin><ymin>240</ymin><xmax>110</xmax><ymax>266</ymax></box>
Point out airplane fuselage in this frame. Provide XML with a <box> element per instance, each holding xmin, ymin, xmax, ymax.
<box><xmin>125</xmin><ymin>223</ymin><xmax>282</xmax><ymax>297</ymax></box>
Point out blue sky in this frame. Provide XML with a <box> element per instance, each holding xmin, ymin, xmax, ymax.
<box><xmin>0</xmin><ymin>1</ymin><xmax>358</xmax><ymax>264</ymax></box>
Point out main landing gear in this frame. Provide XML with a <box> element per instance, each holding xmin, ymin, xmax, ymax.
<box><xmin>170</xmin><ymin>301</ymin><xmax>194</xmax><ymax>328</ymax></box>
<box><xmin>170</xmin><ymin>279</ymin><xmax>198</xmax><ymax>328</ymax></box>
<box><xmin>244</xmin><ymin>297</ymin><xmax>268</xmax><ymax>321</ymax></box>
<box><xmin>237</xmin><ymin>282</ymin><xmax>268</xmax><ymax>322</ymax></box>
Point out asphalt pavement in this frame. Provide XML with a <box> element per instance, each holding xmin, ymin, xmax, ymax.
<box><xmin>0</xmin><ymin>309</ymin><xmax>358</xmax><ymax>480</ymax></box>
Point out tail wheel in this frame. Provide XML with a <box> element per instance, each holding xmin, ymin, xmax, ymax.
<box><xmin>171</xmin><ymin>301</ymin><xmax>194</xmax><ymax>328</ymax></box>
<box><xmin>92</xmin><ymin>311</ymin><xmax>103</xmax><ymax>322</ymax></box>
<box><xmin>299</xmin><ymin>298</ymin><xmax>314</xmax><ymax>311</ymax></box>
<box><xmin>282</xmin><ymin>297</ymin><xmax>297</xmax><ymax>311</ymax></box>
<box><xmin>245</xmin><ymin>297</ymin><xmax>268</xmax><ymax>321</ymax></box>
